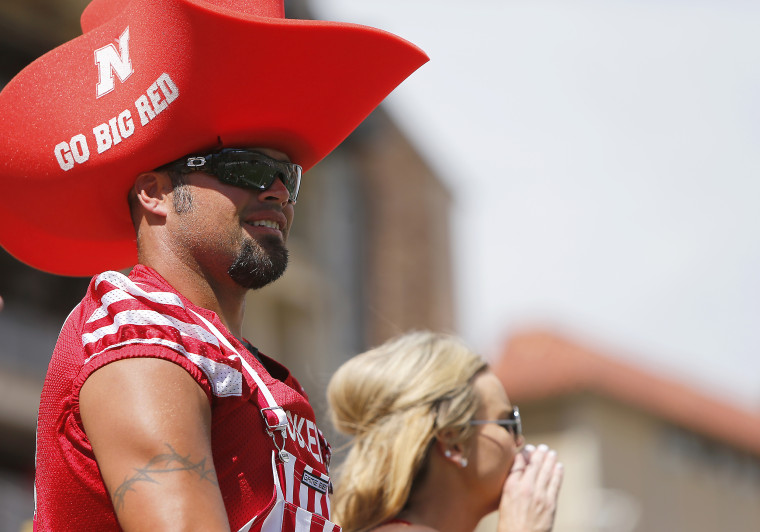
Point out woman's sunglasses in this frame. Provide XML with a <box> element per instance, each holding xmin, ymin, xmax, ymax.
<box><xmin>159</xmin><ymin>148</ymin><xmax>302</xmax><ymax>204</ymax></box>
<box><xmin>470</xmin><ymin>406</ymin><xmax>522</xmax><ymax>439</ymax></box>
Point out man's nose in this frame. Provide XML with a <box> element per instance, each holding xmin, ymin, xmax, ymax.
<box><xmin>258</xmin><ymin>175</ymin><xmax>292</xmax><ymax>205</ymax></box>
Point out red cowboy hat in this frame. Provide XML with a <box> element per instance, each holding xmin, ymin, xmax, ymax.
<box><xmin>0</xmin><ymin>0</ymin><xmax>427</xmax><ymax>276</ymax></box>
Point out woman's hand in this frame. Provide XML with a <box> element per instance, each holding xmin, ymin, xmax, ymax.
<box><xmin>497</xmin><ymin>444</ymin><xmax>563</xmax><ymax>532</ymax></box>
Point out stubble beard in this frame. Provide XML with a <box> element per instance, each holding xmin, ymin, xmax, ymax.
<box><xmin>170</xmin><ymin>180</ymin><xmax>289</xmax><ymax>290</ymax></box>
<box><xmin>227</xmin><ymin>235</ymin><xmax>289</xmax><ymax>290</ymax></box>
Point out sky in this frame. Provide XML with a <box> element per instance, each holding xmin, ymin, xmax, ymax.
<box><xmin>311</xmin><ymin>0</ymin><xmax>760</xmax><ymax>411</ymax></box>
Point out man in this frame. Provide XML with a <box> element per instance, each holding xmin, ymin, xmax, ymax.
<box><xmin>0</xmin><ymin>0</ymin><xmax>427</xmax><ymax>530</ymax></box>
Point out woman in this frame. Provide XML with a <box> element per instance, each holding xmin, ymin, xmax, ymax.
<box><xmin>327</xmin><ymin>331</ymin><xmax>563</xmax><ymax>532</ymax></box>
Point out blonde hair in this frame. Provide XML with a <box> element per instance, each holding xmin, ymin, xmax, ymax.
<box><xmin>327</xmin><ymin>331</ymin><xmax>488</xmax><ymax>532</ymax></box>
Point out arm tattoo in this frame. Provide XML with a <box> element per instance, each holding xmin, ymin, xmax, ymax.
<box><xmin>111</xmin><ymin>443</ymin><xmax>219</xmax><ymax>512</ymax></box>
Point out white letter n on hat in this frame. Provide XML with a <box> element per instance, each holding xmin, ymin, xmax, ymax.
<box><xmin>94</xmin><ymin>27</ymin><xmax>133</xmax><ymax>99</ymax></box>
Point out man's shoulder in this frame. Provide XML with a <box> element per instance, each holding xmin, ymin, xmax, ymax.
<box><xmin>56</xmin><ymin>268</ymin><xmax>248</xmax><ymax>403</ymax></box>
<box><xmin>78</xmin><ymin>268</ymin><xmax>206</xmax><ymax>358</ymax></box>
<box><xmin>84</xmin><ymin>268</ymin><xmax>185</xmax><ymax>316</ymax></box>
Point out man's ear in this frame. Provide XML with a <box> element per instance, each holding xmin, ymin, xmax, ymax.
<box><xmin>133</xmin><ymin>172</ymin><xmax>173</xmax><ymax>218</ymax></box>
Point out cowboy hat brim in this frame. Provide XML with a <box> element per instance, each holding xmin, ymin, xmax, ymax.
<box><xmin>0</xmin><ymin>0</ymin><xmax>428</xmax><ymax>276</ymax></box>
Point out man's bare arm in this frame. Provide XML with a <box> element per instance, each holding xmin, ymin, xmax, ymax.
<box><xmin>80</xmin><ymin>357</ymin><xmax>231</xmax><ymax>531</ymax></box>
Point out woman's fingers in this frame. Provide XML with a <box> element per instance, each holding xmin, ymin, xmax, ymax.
<box><xmin>535</xmin><ymin>445</ymin><xmax>558</xmax><ymax>490</ymax></box>
<box><xmin>547</xmin><ymin>460</ymin><xmax>564</xmax><ymax>502</ymax></box>
<box><xmin>497</xmin><ymin>443</ymin><xmax>563</xmax><ymax>532</ymax></box>
<box><xmin>520</xmin><ymin>443</ymin><xmax>549</xmax><ymax>485</ymax></box>
<box><xmin>509</xmin><ymin>446</ymin><xmax>529</xmax><ymax>474</ymax></box>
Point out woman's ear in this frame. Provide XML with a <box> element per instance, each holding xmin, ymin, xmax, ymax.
<box><xmin>435</xmin><ymin>435</ymin><xmax>469</xmax><ymax>469</ymax></box>
<box><xmin>133</xmin><ymin>171</ymin><xmax>173</xmax><ymax>218</ymax></box>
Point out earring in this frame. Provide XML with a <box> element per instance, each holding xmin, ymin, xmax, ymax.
<box><xmin>444</xmin><ymin>449</ymin><xmax>452</xmax><ymax>458</ymax></box>
<box><xmin>460</xmin><ymin>457</ymin><xmax>468</xmax><ymax>468</ymax></box>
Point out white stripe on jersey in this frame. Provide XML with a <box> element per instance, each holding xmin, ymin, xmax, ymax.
<box><xmin>190</xmin><ymin>309</ymin><xmax>287</xmax><ymax>425</ymax></box>
<box><xmin>299</xmin><ymin>478</ymin><xmax>309</xmax><ymax>513</ymax></box>
<box><xmin>95</xmin><ymin>271</ymin><xmax>185</xmax><ymax>308</ymax></box>
<box><xmin>82</xmin><ymin>309</ymin><xmax>220</xmax><ymax>347</ymax></box>
<box><xmin>187</xmin><ymin>351</ymin><xmax>243</xmax><ymax>397</ymax></box>
<box><xmin>88</xmin><ymin>271</ymin><xmax>185</xmax><ymax>323</ymax></box>
<box><xmin>83</xmin><ymin>337</ymin><xmax>243</xmax><ymax>397</ymax></box>
<box><xmin>294</xmin><ymin>507</ymin><xmax>313</xmax><ymax>532</ymax></box>
<box><xmin>314</xmin><ymin>491</ymin><xmax>323</xmax><ymax>518</ymax></box>
<box><xmin>284</xmin><ymin>451</ymin><xmax>297</xmax><ymax>503</ymax></box>
<box><xmin>87</xmin><ymin>287</ymin><xmax>135</xmax><ymax>323</ymax></box>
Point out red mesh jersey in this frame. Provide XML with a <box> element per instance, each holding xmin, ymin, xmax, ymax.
<box><xmin>34</xmin><ymin>265</ymin><xmax>332</xmax><ymax>531</ymax></box>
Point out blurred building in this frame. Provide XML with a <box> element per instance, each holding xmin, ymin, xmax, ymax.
<box><xmin>241</xmin><ymin>105</ymin><xmax>455</xmax><ymax>423</ymax></box>
<box><xmin>0</xmin><ymin>0</ymin><xmax>452</xmax><ymax>530</ymax></box>
<box><xmin>486</xmin><ymin>331</ymin><xmax>760</xmax><ymax>532</ymax></box>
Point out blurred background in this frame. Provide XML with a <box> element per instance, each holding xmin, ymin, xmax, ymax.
<box><xmin>1</xmin><ymin>1</ymin><xmax>759</xmax><ymax>531</ymax></box>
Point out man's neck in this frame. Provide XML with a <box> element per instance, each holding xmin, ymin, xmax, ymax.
<box><xmin>200</xmin><ymin>273</ymin><xmax>247</xmax><ymax>337</ymax></box>
<box><xmin>141</xmin><ymin>255</ymin><xmax>248</xmax><ymax>337</ymax></box>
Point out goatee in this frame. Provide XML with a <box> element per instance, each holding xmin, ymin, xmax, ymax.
<box><xmin>228</xmin><ymin>236</ymin><xmax>289</xmax><ymax>289</ymax></box>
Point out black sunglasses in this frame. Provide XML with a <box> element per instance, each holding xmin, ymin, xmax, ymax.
<box><xmin>160</xmin><ymin>148</ymin><xmax>302</xmax><ymax>204</ymax></box>
<box><xmin>469</xmin><ymin>406</ymin><xmax>522</xmax><ymax>439</ymax></box>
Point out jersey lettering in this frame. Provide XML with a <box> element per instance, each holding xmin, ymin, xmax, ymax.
<box><xmin>287</xmin><ymin>413</ymin><xmax>324</xmax><ymax>464</ymax></box>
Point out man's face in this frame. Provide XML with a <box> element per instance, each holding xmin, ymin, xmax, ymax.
<box><xmin>168</xmin><ymin>147</ymin><xmax>295</xmax><ymax>290</ymax></box>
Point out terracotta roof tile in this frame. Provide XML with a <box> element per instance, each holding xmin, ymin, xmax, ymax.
<box><xmin>493</xmin><ymin>330</ymin><xmax>760</xmax><ymax>457</ymax></box>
